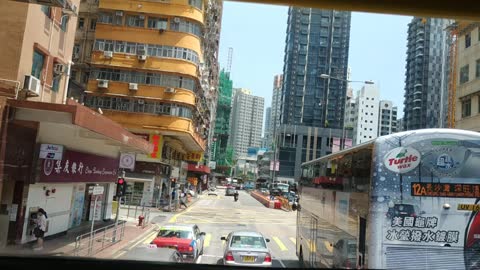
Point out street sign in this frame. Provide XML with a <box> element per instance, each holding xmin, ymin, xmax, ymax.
<box><xmin>92</xmin><ymin>186</ymin><xmax>104</xmax><ymax>195</ymax></box>
<box><xmin>119</xmin><ymin>152</ymin><xmax>136</xmax><ymax>170</ymax></box>
<box><xmin>39</xmin><ymin>144</ymin><xmax>64</xmax><ymax>160</ymax></box>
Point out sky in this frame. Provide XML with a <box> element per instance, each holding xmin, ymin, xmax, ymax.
<box><xmin>218</xmin><ymin>2</ymin><xmax>413</xmax><ymax>124</ymax></box>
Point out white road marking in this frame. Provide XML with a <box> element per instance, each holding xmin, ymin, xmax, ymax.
<box><xmin>277</xmin><ymin>258</ymin><xmax>286</xmax><ymax>268</ymax></box>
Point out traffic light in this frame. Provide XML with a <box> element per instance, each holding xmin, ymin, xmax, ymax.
<box><xmin>116</xmin><ymin>177</ymin><xmax>127</xmax><ymax>197</ymax></box>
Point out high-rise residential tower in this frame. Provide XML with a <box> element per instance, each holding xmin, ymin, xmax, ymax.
<box><xmin>281</xmin><ymin>8</ymin><xmax>351</xmax><ymax>129</ymax></box>
<box><xmin>269</xmin><ymin>74</ymin><xmax>283</xmax><ymax>147</ymax></box>
<box><xmin>403</xmin><ymin>17</ymin><xmax>451</xmax><ymax>130</ymax></box>
<box><xmin>230</xmin><ymin>88</ymin><xmax>264</xmax><ymax>158</ymax></box>
<box><xmin>264</xmin><ymin>106</ymin><xmax>271</xmax><ymax>147</ymax></box>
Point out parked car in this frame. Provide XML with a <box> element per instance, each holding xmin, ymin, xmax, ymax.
<box><xmin>120</xmin><ymin>245</ymin><xmax>184</xmax><ymax>263</ymax></box>
<box><xmin>151</xmin><ymin>224</ymin><xmax>205</xmax><ymax>262</ymax></box>
<box><xmin>221</xmin><ymin>231</ymin><xmax>272</xmax><ymax>267</ymax></box>
<box><xmin>225</xmin><ymin>187</ymin><xmax>236</xmax><ymax>196</ymax></box>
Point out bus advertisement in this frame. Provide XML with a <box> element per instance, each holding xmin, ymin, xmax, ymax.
<box><xmin>298</xmin><ymin>129</ymin><xmax>480</xmax><ymax>269</ymax></box>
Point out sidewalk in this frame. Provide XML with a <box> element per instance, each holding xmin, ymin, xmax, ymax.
<box><xmin>0</xmin><ymin>220</ymin><xmax>158</xmax><ymax>258</ymax></box>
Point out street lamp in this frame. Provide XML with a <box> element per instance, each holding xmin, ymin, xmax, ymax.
<box><xmin>320</xmin><ymin>73</ymin><xmax>375</xmax><ymax>148</ymax></box>
<box><xmin>319</xmin><ymin>74</ymin><xmax>374</xmax><ymax>84</ymax></box>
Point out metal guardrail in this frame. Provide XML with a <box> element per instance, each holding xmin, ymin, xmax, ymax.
<box><xmin>73</xmin><ymin>220</ymin><xmax>126</xmax><ymax>256</ymax></box>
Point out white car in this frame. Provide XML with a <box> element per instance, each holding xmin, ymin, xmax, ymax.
<box><xmin>221</xmin><ymin>231</ymin><xmax>272</xmax><ymax>267</ymax></box>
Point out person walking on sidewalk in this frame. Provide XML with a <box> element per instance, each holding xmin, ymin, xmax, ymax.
<box><xmin>34</xmin><ymin>208</ymin><xmax>48</xmax><ymax>250</ymax></box>
<box><xmin>180</xmin><ymin>191</ymin><xmax>188</xmax><ymax>209</ymax></box>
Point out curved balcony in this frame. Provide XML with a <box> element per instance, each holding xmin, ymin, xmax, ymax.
<box><xmin>100</xmin><ymin>0</ymin><xmax>204</xmax><ymax>24</ymax></box>
<box><xmin>86</xmin><ymin>80</ymin><xmax>196</xmax><ymax>106</ymax></box>
<box><xmin>91</xmin><ymin>51</ymin><xmax>198</xmax><ymax>78</ymax></box>
<box><xmin>95</xmin><ymin>24</ymin><xmax>203</xmax><ymax>58</ymax></box>
<box><xmin>103</xmin><ymin>110</ymin><xmax>206</xmax><ymax>151</ymax></box>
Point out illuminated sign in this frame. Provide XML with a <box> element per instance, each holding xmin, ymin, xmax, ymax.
<box><xmin>411</xmin><ymin>182</ymin><xmax>480</xmax><ymax>198</ymax></box>
<box><xmin>149</xmin><ymin>134</ymin><xmax>163</xmax><ymax>159</ymax></box>
<box><xmin>384</xmin><ymin>147</ymin><xmax>421</xmax><ymax>173</ymax></box>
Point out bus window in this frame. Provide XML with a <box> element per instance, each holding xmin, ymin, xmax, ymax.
<box><xmin>352</xmin><ymin>148</ymin><xmax>372</xmax><ymax>193</ymax></box>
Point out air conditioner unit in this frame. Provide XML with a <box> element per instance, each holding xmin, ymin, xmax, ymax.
<box><xmin>115</xmin><ymin>11</ymin><xmax>123</xmax><ymax>16</ymax></box>
<box><xmin>139</xmin><ymin>15</ymin><xmax>145</xmax><ymax>20</ymax></box>
<box><xmin>54</xmin><ymin>63</ymin><xmax>65</xmax><ymax>74</ymax></box>
<box><xmin>138</xmin><ymin>54</ymin><xmax>147</xmax><ymax>61</ymax></box>
<box><xmin>164</xmin><ymin>87</ymin><xmax>176</xmax><ymax>94</ymax></box>
<box><xmin>97</xmin><ymin>79</ymin><xmax>109</xmax><ymax>89</ymax></box>
<box><xmin>104</xmin><ymin>51</ymin><xmax>113</xmax><ymax>59</ymax></box>
<box><xmin>137</xmin><ymin>99</ymin><xmax>144</xmax><ymax>104</ymax></box>
<box><xmin>129</xmin><ymin>83</ymin><xmax>138</xmax><ymax>91</ymax></box>
<box><xmin>23</xmin><ymin>75</ymin><xmax>40</xmax><ymax>96</ymax></box>
<box><xmin>173</xmin><ymin>17</ymin><xmax>181</xmax><ymax>23</ymax></box>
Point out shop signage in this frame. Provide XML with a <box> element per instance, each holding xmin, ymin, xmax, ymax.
<box><xmin>39</xmin><ymin>144</ymin><xmax>64</xmax><ymax>160</ymax></box>
<box><xmin>411</xmin><ymin>182</ymin><xmax>480</xmax><ymax>198</ymax></box>
<box><xmin>40</xmin><ymin>150</ymin><xmax>119</xmax><ymax>183</ymax></box>
<box><xmin>384</xmin><ymin>147</ymin><xmax>421</xmax><ymax>173</ymax></box>
<box><xmin>185</xmin><ymin>152</ymin><xmax>203</xmax><ymax>162</ymax></box>
<box><xmin>119</xmin><ymin>153</ymin><xmax>136</xmax><ymax>170</ymax></box>
<box><xmin>208</xmin><ymin>161</ymin><xmax>216</xmax><ymax>170</ymax></box>
<box><xmin>92</xmin><ymin>186</ymin><xmax>105</xmax><ymax>195</ymax></box>
<box><xmin>149</xmin><ymin>134</ymin><xmax>163</xmax><ymax>159</ymax></box>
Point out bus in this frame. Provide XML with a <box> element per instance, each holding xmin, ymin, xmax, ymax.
<box><xmin>296</xmin><ymin>129</ymin><xmax>480</xmax><ymax>269</ymax></box>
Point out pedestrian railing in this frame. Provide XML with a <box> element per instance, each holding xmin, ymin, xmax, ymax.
<box><xmin>73</xmin><ymin>220</ymin><xmax>126</xmax><ymax>257</ymax></box>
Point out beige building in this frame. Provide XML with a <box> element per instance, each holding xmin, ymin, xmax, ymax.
<box><xmin>0</xmin><ymin>0</ymin><xmax>79</xmax><ymax>104</ymax></box>
<box><xmin>455</xmin><ymin>22</ymin><xmax>480</xmax><ymax>131</ymax></box>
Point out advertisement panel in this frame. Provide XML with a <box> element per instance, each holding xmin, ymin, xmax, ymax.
<box><xmin>40</xmin><ymin>150</ymin><xmax>119</xmax><ymax>183</ymax></box>
<box><xmin>372</xmin><ymin>132</ymin><xmax>480</xmax><ymax>268</ymax></box>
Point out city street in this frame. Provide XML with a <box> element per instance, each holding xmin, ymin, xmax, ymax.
<box><xmin>114</xmin><ymin>189</ymin><xmax>300</xmax><ymax>268</ymax></box>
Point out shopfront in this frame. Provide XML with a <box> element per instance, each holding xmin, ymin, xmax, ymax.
<box><xmin>124</xmin><ymin>161</ymin><xmax>170</xmax><ymax>207</ymax></box>
<box><xmin>21</xmin><ymin>149</ymin><xmax>119</xmax><ymax>244</ymax></box>
<box><xmin>187</xmin><ymin>164</ymin><xmax>211</xmax><ymax>193</ymax></box>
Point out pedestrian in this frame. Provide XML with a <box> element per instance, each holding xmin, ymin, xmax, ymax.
<box><xmin>34</xmin><ymin>208</ymin><xmax>48</xmax><ymax>250</ymax></box>
<box><xmin>180</xmin><ymin>192</ymin><xmax>188</xmax><ymax>209</ymax></box>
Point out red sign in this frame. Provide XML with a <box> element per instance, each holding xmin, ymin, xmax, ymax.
<box><xmin>150</xmin><ymin>134</ymin><xmax>163</xmax><ymax>159</ymax></box>
<box><xmin>40</xmin><ymin>150</ymin><xmax>119</xmax><ymax>183</ymax></box>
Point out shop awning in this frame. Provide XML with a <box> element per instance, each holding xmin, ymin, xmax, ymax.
<box><xmin>187</xmin><ymin>164</ymin><xmax>210</xmax><ymax>174</ymax></box>
<box><xmin>8</xmin><ymin>99</ymin><xmax>153</xmax><ymax>156</ymax></box>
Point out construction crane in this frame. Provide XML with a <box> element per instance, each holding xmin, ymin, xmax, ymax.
<box><xmin>226</xmin><ymin>47</ymin><xmax>233</xmax><ymax>73</ymax></box>
<box><xmin>447</xmin><ymin>22</ymin><xmax>458</xmax><ymax>128</ymax></box>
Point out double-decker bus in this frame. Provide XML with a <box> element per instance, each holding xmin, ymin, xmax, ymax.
<box><xmin>297</xmin><ymin>129</ymin><xmax>480</xmax><ymax>269</ymax></box>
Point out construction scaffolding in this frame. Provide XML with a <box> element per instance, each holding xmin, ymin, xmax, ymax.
<box><xmin>213</xmin><ymin>69</ymin><xmax>234</xmax><ymax>172</ymax></box>
<box><xmin>447</xmin><ymin>22</ymin><xmax>458</xmax><ymax>128</ymax></box>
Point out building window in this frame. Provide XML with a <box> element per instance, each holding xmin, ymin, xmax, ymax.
<box><xmin>31</xmin><ymin>50</ymin><xmax>45</xmax><ymax>79</ymax></box>
<box><xmin>90</xmin><ymin>18</ymin><xmax>97</xmax><ymax>30</ymax></box>
<box><xmin>460</xmin><ymin>65</ymin><xmax>469</xmax><ymax>84</ymax></box>
<box><xmin>465</xmin><ymin>33</ymin><xmax>471</xmax><ymax>48</ymax></box>
<box><xmin>147</xmin><ymin>17</ymin><xmax>168</xmax><ymax>30</ymax></box>
<box><xmin>98</xmin><ymin>12</ymin><xmax>114</xmax><ymax>24</ymax></box>
<box><xmin>78</xmin><ymin>17</ymin><xmax>85</xmax><ymax>29</ymax></box>
<box><xmin>126</xmin><ymin>15</ymin><xmax>145</xmax><ymax>28</ymax></box>
<box><xmin>60</xmin><ymin>15</ymin><xmax>69</xmax><ymax>32</ymax></box>
<box><xmin>462</xmin><ymin>98</ymin><xmax>471</xmax><ymax>118</ymax></box>
<box><xmin>52</xmin><ymin>74</ymin><xmax>61</xmax><ymax>92</ymax></box>
<box><xmin>41</xmin><ymin>5</ymin><xmax>51</xmax><ymax>17</ymax></box>
<box><xmin>170</xmin><ymin>18</ymin><xmax>202</xmax><ymax>37</ymax></box>
<box><xmin>73</xmin><ymin>44</ymin><xmax>81</xmax><ymax>59</ymax></box>
<box><xmin>188</xmin><ymin>0</ymin><xmax>203</xmax><ymax>10</ymax></box>
<box><xmin>476</xmin><ymin>59</ymin><xmax>480</xmax><ymax>78</ymax></box>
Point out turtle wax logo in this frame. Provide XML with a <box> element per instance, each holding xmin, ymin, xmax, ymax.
<box><xmin>384</xmin><ymin>147</ymin><xmax>421</xmax><ymax>173</ymax></box>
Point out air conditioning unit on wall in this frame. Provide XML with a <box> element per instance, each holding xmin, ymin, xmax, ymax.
<box><xmin>24</xmin><ymin>75</ymin><xmax>41</xmax><ymax>96</ymax></box>
<box><xmin>164</xmin><ymin>87</ymin><xmax>176</xmax><ymax>94</ymax></box>
<box><xmin>97</xmin><ymin>79</ymin><xmax>109</xmax><ymax>89</ymax></box>
<box><xmin>129</xmin><ymin>83</ymin><xmax>138</xmax><ymax>91</ymax></box>
<box><xmin>104</xmin><ymin>51</ymin><xmax>113</xmax><ymax>59</ymax></box>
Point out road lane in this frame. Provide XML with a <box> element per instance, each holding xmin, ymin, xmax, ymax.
<box><xmin>175</xmin><ymin>190</ymin><xmax>300</xmax><ymax>268</ymax></box>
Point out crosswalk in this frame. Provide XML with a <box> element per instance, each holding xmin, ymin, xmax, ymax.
<box><xmin>139</xmin><ymin>232</ymin><xmax>297</xmax><ymax>253</ymax></box>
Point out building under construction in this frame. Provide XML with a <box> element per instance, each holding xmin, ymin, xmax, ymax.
<box><xmin>213</xmin><ymin>69</ymin><xmax>234</xmax><ymax>174</ymax></box>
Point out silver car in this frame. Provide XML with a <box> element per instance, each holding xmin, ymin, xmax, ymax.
<box><xmin>221</xmin><ymin>231</ymin><xmax>272</xmax><ymax>267</ymax></box>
